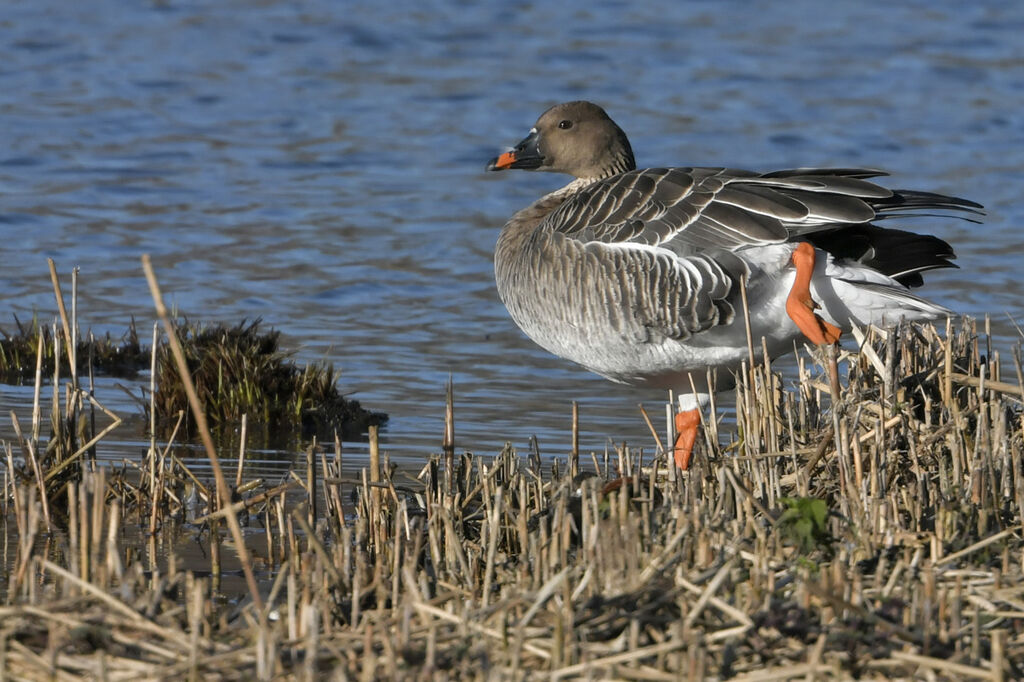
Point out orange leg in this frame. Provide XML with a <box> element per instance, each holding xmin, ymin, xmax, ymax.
<box><xmin>786</xmin><ymin>243</ymin><xmax>842</xmax><ymax>345</ymax></box>
<box><xmin>673</xmin><ymin>408</ymin><xmax>701</xmax><ymax>470</ymax></box>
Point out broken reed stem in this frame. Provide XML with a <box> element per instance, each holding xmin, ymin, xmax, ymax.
<box><xmin>369</xmin><ymin>425</ymin><xmax>381</xmax><ymax>489</ymax></box>
<box><xmin>443</xmin><ymin>375</ymin><xmax>454</xmax><ymax>493</ymax></box>
<box><xmin>306</xmin><ymin>442</ymin><xmax>317</xmax><ymax>527</ymax></box>
<box><xmin>11</xmin><ymin>412</ymin><xmax>51</xmax><ymax>533</ymax></box>
<box><xmin>148</xmin><ymin>322</ymin><xmax>158</xmax><ymax>490</ymax></box>
<box><xmin>87</xmin><ymin>332</ymin><xmax>97</xmax><ymax>462</ymax></box>
<box><xmin>190</xmin><ymin>480</ymin><xmax>299</xmax><ymax>526</ymax></box>
<box><xmin>826</xmin><ymin>342</ymin><xmax>842</xmax><ymax>402</ymax></box>
<box><xmin>638</xmin><ymin>403</ymin><xmax>665</xmax><ymax>455</ymax></box>
<box><xmin>148</xmin><ymin>443</ymin><xmax>164</xmax><ymax>537</ymax></box>
<box><xmin>571</xmin><ymin>401</ymin><xmax>579</xmax><ymax>479</ymax></box>
<box><xmin>740</xmin><ymin>274</ymin><xmax>755</xmax><ymax>374</ymax></box>
<box><xmin>72</xmin><ymin>267</ymin><xmax>79</xmax><ymax>393</ymax></box>
<box><xmin>46</xmin><ymin>258</ymin><xmax>76</xmax><ymax>390</ymax></box>
<box><xmin>31</xmin><ymin>330</ymin><xmax>43</xmax><ymax>444</ymax></box>
<box><xmin>42</xmin><ymin>396</ymin><xmax>122</xmax><ymax>485</ymax></box>
<box><xmin>236</xmin><ymin>413</ymin><xmax>248</xmax><ymax>489</ymax></box>
<box><xmin>141</xmin><ymin>254</ymin><xmax>265</xmax><ymax>617</ymax></box>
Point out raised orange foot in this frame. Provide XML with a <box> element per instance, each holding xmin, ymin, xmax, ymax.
<box><xmin>786</xmin><ymin>242</ymin><xmax>841</xmax><ymax>345</ymax></box>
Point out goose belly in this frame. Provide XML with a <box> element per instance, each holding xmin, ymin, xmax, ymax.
<box><xmin>496</xmin><ymin>244</ymin><xmax>805</xmax><ymax>390</ymax></box>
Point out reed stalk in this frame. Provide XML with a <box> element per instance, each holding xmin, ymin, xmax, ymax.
<box><xmin>142</xmin><ymin>255</ymin><xmax>265</xmax><ymax>617</ymax></box>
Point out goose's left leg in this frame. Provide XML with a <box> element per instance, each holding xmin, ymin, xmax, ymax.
<box><xmin>673</xmin><ymin>392</ymin><xmax>709</xmax><ymax>470</ymax></box>
<box><xmin>673</xmin><ymin>408</ymin><xmax>701</xmax><ymax>470</ymax></box>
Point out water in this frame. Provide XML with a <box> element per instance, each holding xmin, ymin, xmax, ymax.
<box><xmin>1</xmin><ymin>0</ymin><xmax>1022</xmax><ymax>469</ymax></box>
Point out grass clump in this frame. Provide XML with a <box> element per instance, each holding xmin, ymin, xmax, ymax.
<box><xmin>0</xmin><ymin>312</ymin><xmax>386</xmax><ymax>445</ymax></box>
<box><xmin>0</xmin><ymin>315</ymin><xmax>147</xmax><ymax>383</ymax></box>
<box><xmin>150</xmin><ymin>319</ymin><xmax>386</xmax><ymax>442</ymax></box>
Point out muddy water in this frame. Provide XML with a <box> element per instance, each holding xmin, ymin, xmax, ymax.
<box><xmin>0</xmin><ymin>0</ymin><xmax>1022</xmax><ymax>476</ymax></box>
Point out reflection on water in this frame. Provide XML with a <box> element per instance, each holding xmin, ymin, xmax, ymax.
<box><xmin>0</xmin><ymin>0</ymin><xmax>1021</xmax><ymax>474</ymax></box>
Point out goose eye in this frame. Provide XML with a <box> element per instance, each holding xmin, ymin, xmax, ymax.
<box><xmin>557</xmin><ymin>120</ymin><xmax>573</xmax><ymax>130</ymax></box>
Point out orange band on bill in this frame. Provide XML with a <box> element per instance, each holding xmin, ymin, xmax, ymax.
<box><xmin>493</xmin><ymin>151</ymin><xmax>516</xmax><ymax>169</ymax></box>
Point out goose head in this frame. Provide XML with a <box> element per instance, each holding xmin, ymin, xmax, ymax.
<box><xmin>486</xmin><ymin>101</ymin><xmax>636</xmax><ymax>180</ymax></box>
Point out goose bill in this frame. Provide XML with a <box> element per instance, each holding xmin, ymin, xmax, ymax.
<box><xmin>486</xmin><ymin>131</ymin><xmax>544</xmax><ymax>171</ymax></box>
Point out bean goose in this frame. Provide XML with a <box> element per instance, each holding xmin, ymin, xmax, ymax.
<box><xmin>486</xmin><ymin>101</ymin><xmax>980</xmax><ymax>470</ymax></box>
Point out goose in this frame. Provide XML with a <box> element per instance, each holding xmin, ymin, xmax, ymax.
<box><xmin>486</xmin><ymin>101</ymin><xmax>980</xmax><ymax>470</ymax></box>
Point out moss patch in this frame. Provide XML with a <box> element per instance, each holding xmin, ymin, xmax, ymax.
<box><xmin>149</xmin><ymin>319</ymin><xmax>386</xmax><ymax>442</ymax></box>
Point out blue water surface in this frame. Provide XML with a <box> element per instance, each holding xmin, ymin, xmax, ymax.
<box><xmin>0</xmin><ymin>0</ymin><xmax>1021</xmax><ymax>466</ymax></box>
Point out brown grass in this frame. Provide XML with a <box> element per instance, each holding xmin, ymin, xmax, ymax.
<box><xmin>1</xmin><ymin>261</ymin><xmax>1023</xmax><ymax>680</ymax></box>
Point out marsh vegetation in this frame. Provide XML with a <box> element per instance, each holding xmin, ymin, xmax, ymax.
<box><xmin>1</xmin><ymin>261</ymin><xmax>1023</xmax><ymax>679</ymax></box>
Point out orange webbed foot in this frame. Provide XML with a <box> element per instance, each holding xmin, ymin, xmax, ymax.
<box><xmin>787</xmin><ymin>243</ymin><xmax>842</xmax><ymax>345</ymax></box>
